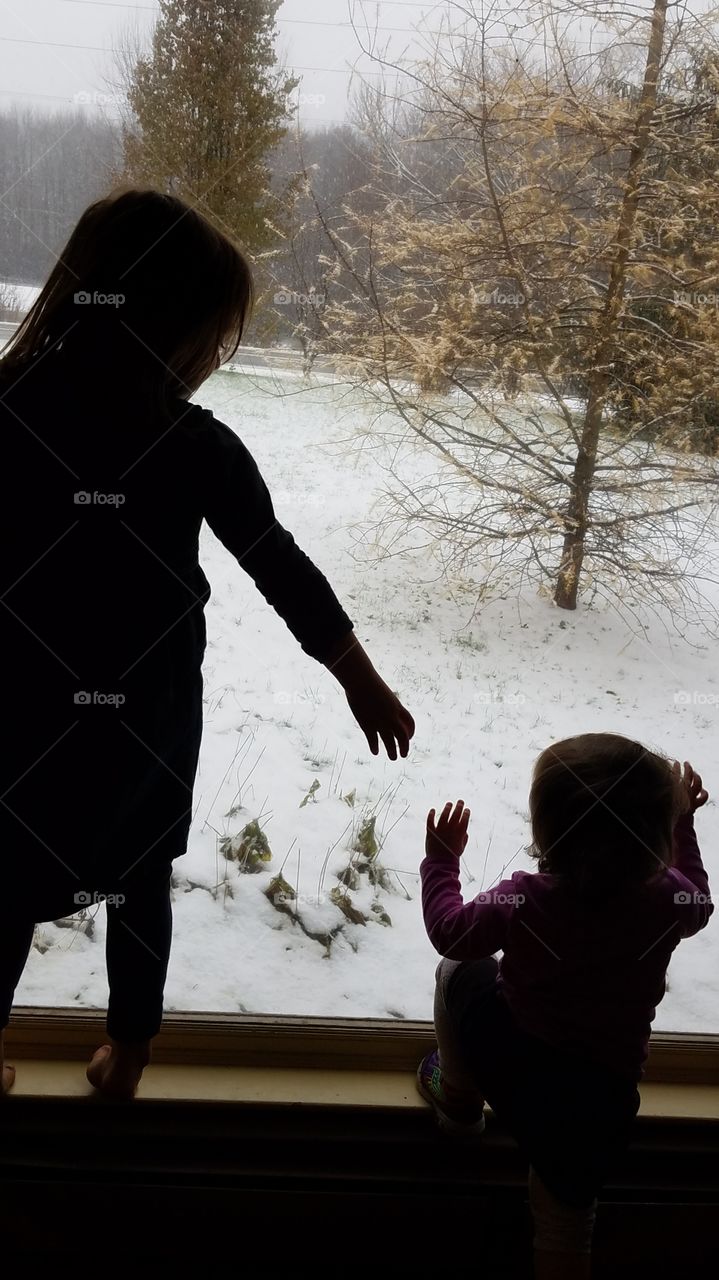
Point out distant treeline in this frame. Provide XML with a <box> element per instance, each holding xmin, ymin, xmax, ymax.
<box><xmin>0</xmin><ymin>108</ymin><xmax>123</xmax><ymax>286</ymax></box>
<box><xmin>0</xmin><ymin>105</ymin><xmax>368</xmax><ymax>340</ymax></box>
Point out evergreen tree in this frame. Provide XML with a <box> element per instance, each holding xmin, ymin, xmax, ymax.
<box><xmin>122</xmin><ymin>0</ymin><xmax>297</xmax><ymax>251</ymax></box>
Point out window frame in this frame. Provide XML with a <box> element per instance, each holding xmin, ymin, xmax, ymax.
<box><xmin>5</xmin><ymin>1009</ymin><xmax>718</xmax><ymax>1085</ymax></box>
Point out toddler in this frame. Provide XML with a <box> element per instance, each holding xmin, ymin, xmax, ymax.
<box><xmin>419</xmin><ymin>735</ymin><xmax>712</xmax><ymax>1278</ymax></box>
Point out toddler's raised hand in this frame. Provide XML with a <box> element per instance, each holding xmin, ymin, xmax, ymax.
<box><xmin>426</xmin><ymin>800</ymin><xmax>470</xmax><ymax>859</ymax></box>
<box><xmin>674</xmin><ymin>760</ymin><xmax>709</xmax><ymax>815</ymax></box>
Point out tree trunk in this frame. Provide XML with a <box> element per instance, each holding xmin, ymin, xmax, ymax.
<box><xmin>554</xmin><ymin>0</ymin><xmax>668</xmax><ymax>610</ymax></box>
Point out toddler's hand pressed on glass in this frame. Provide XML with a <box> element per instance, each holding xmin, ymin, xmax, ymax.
<box><xmin>673</xmin><ymin>760</ymin><xmax>709</xmax><ymax>815</ymax></box>
<box><xmin>426</xmin><ymin>800</ymin><xmax>471</xmax><ymax>859</ymax></box>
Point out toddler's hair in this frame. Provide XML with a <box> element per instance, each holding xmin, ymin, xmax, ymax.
<box><xmin>1</xmin><ymin>188</ymin><xmax>253</xmax><ymax>408</ymax></box>
<box><xmin>529</xmin><ymin>733</ymin><xmax>680</xmax><ymax>896</ymax></box>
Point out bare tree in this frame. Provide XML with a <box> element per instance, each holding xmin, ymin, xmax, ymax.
<box><xmin>268</xmin><ymin>123</ymin><xmax>374</xmax><ymax>360</ymax></box>
<box><xmin>303</xmin><ymin>0</ymin><xmax>719</xmax><ymax>622</ymax></box>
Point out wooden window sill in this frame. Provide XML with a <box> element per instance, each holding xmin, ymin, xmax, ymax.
<box><xmin>4</xmin><ymin>1010</ymin><xmax>718</xmax><ymax>1120</ymax></box>
<box><xmin>4</xmin><ymin>1059</ymin><xmax>719</xmax><ymax>1120</ymax></box>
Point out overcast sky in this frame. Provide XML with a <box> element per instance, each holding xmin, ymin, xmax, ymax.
<box><xmin>2</xmin><ymin>2</ymin><xmax>715</xmax><ymax>126</ymax></box>
<box><xmin>0</xmin><ymin>0</ymin><xmax>456</xmax><ymax>126</ymax></box>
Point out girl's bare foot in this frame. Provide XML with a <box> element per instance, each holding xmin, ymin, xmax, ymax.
<box><xmin>0</xmin><ymin>1063</ymin><xmax>16</xmax><ymax>1095</ymax></box>
<box><xmin>86</xmin><ymin>1039</ymin><xmax>150</xmax><ymax>1099</ymax></box>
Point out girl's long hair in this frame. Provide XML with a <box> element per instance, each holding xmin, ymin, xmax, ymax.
<box><xmin>1</xmin><ymin>188</ymin><xmax>254</xmax><ymax>410</ymax></box>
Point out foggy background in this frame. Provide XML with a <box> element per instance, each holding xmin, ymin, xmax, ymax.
<box><xmin>0</xmin><ymin>0</ymin><xmax>456</xmax><ymax>128</ymax></box>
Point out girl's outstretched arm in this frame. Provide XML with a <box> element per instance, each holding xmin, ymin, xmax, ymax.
<box><xmin>201</xmin><ymin>414</ymin><xmax>414</xmax><ymax>760</ymax></box>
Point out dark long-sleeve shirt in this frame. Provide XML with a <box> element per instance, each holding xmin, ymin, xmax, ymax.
<box><xmin>421</xmin><ymin>813</ymin><xmax>713</xmax><ymax>1078</ymax></box>
<box><xmin>1</xmin><ymin>375</ymin><xmax>353</xmax><ymax>877</ymax></box>
<box><xmin>2</xmin><ymin>386</ymin><xmax>353</xmax><ymax>689</ymax></box>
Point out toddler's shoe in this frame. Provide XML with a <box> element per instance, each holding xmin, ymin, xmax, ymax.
<box><xmin>416</xmin><ymin>1049</ymin><xmax>486</xmax><ymax>1139</ymax></box>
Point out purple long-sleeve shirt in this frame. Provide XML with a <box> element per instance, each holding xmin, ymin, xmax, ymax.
<box><xmin>421</xmin><ymin>813</ymin><xmax>713</xmax><ymax>1079</ymax></box>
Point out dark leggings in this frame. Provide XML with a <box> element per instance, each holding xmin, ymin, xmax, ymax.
<box><xmin>439</xmin><ymin>956</ymin><xmax>640</xmax><ymax>1209</ymax></box>
<box><xmin>0</xmin><ymin>860</ymin><xmax>173</xmax><ymax>1042</ymax></box>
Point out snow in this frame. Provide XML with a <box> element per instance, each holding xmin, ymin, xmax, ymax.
<box><xmin>0</xmin><ymin>281</ymin><xmax>40</xmax><ymax>312</ymax></box>
<box><xmin>15</xmin><ymin>370</ymin><xmax>719</xmax><ymax>1030</ymax></box>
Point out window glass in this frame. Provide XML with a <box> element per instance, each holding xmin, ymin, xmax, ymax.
<box><xmin>2</xmin><ymin>1</ymin><xmax>716</xmax><ymax>1033</ymax></box>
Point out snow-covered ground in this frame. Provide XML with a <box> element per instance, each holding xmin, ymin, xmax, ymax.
<box><xmin>16</xmin><ymin>370</ymin><xmax>719</xmax><ymax>1030</ymax></box>
<box><xmin>0</xmin><ymin>281</ymin><xmax>40</xmax><ymax>312</ymax></box>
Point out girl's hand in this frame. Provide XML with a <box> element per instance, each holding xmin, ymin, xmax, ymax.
<box><xmin>345</xmin><ymin>674</ymin><xmax>415</xmax><ymax>760</ymax></box>
<box><xmin>324</xmin><ymin>631</ymin><xmax>415</xmax><ymax>760</ymax></box>
<box><xmin>674</xmin><ymin>761</ymin><xmax>709</xmax><ymax>815</ymax></box>
<box><xmin>426</xmin><ymin>800</ymin><xmax>470</xmax><ymax>859</ymax></box>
